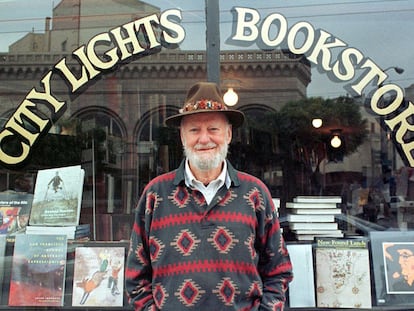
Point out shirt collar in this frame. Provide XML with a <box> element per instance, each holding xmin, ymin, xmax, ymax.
<box><xmin>184</xmin><ymin>159</ymin><xmax>231</xmax><ymax>189</ymax></box>
<box><xmin>173</xmin><ymin>159</ymin><xmax>240</xmax><ymax>188</ymax></box>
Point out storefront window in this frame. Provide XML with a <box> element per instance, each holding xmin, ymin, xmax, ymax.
<box><xmin>1</xmin><ymin>1</ymin><xmax>412</xmax><ymax>239</ymax></box>
<box><xmin>0</xmin><ymin>0</ymin><xmax>414</xmax><ymax>309</ymax></box>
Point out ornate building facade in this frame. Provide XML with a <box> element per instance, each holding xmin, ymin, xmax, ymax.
<box><xmin>0</xmin><ymin>0</ymin><xmax>311</xmax><ymax>240</ymax></box>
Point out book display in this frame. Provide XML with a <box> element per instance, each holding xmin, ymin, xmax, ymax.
<box><xmin>0</xmin><ymin>227</ymin><xmax>413</xmax><ymax>310</ymax></box>
<box><xmin>72</xmin><ymin>246</ymin><xmax>125</xmax><ymax>307</ymax></box>
<box><xmin>370</xmin><ymin>231</ymin><xmax>414</xmax><ymax>306</ymax></box>
<box><xmin>286</xmin><ymin>196</ymin><xmax>344</xmax><ymax>240</ymax></box>
<box><xmin>9</xmin><ymin>234</ymin><xmax>68</xmax><ymax>307</ymax></box>
<box><xmin>314</xmin><ymin>238</ymin><xmax>372</xmax><ymax>308</ymax></box>
<box><xmin>0</xmin><ymin>171</ymin><xmax>410</xmax><ymax>310</ymax></box>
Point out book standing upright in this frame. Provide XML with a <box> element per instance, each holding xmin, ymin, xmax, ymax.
<box><xmin>8</xmin><ymin>234</ymin><xmax>68</xmax><ymax>307</ymax></box>
<box><xmin>370</xmin><ymin>231</ymin><xmax>414</xmax><ymax>306</ymax></box>
<box><xmin>315</xmin><ymin>237</ymin><xmax>372</xmax><ymax>308</ymax></box>
<box><xmin>72</xmin><ymin>246</ymin><xmax>125</xmax><ymax>307</ymax></box>
<box><xmin>29</xmin><ymin>165</ymin><xmax>84</xmax><ymax>226</ymax></box>
<box><xmin>287</xmin><ymin>243</ymin><xmax>316</xmax><ymax>308</ymax></box>
<box><xmin>27</xmin><ymin>165</ymin><xmax>89</xmax><ymax>239</ymax></box>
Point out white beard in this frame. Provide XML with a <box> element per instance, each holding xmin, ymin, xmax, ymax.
<box><xmin>183</xmin><ymin>142</ymin><xmax>228</xmax><ymax>171</ymax></box>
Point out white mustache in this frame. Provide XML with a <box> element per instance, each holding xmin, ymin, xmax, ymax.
<box><xmin>194</xmin><ymin>143</ymin><xmax>217</xmax><ymax>150</ymax></box>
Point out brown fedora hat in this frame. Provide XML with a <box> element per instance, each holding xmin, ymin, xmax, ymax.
<box><xmin>165</xmin><ymin>82</ymin><xmax>245</xmax><ymax>128</ymax></box>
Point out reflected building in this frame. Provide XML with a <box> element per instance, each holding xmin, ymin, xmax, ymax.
<box><xmin>0</xmin><ymin>0</ymin><xmax>313</xmax><ymax>239</ymax></box>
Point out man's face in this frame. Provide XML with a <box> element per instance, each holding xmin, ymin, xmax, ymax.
<box><xmin>180</xmin><ymin>112</ymin><xmax>232</xmax><ymax>171</ymax></box>
<box><xmin>398</xmin><ymin>248</ymin><xmax>414</xmax><ymax>281</ymax></box>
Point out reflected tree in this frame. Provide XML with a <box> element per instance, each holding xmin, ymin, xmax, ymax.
<box><xmin>270</xmin><ymin>96</ymin><xmax>368</xmax><ymax>198</ymax></box>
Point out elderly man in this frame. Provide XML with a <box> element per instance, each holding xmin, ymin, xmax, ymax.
<box><xmin>125</xmin><ymin>82</ymin><xmax>293</xmax><ymax>310</ymax></box>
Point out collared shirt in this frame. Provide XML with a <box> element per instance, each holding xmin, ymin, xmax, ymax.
<box><xmin>184</xmin><ymin>159</ymin><xmax>231</xmax><ymax>204</ymax></box>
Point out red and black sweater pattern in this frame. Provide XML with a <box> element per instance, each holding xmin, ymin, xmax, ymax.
<box><xmin>125</xmin><ymin>160</ymin><xmax>293</xmax><ymax>311</ymax></box>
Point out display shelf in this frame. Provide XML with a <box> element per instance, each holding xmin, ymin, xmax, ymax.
<box><xmin>0</xmin><ymin>306</ymin><xmax>411</xmax><ymax>310</ymax></box>
<box><xmin>0</xmin><ymin>239</ymin><xmax>413</xmax><ymax>311</ymax></box>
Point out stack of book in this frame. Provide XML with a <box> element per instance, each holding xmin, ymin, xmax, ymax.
<box><xmin>25</xmin><ymin>165</ymin><xmax>89</xmax><ymax>240</ymax></box>
<box><xmin>286</xmin><ymin>196</ymin><xmax>343</xmax><ymax>241</ymax></box>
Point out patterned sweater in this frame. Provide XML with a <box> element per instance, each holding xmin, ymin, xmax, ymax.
<box><xmin>125</xmin><ymin>160</ymin><xmax>293</xmax><ymax>311</ymax></box>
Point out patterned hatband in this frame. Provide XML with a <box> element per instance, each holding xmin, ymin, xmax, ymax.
<box><xmin>179</xmin><ymin>99</ymin><xmax>228</xmax><ymax>113</ymax></box>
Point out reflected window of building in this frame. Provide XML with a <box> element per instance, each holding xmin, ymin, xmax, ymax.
<box><xmin>75</xmin><ymin>109</ymin><xmax>126</xmax><ymax>222</ymax></box>
<box><xmin>135</xmin><ymin>103</ymin><xmax>180</xmax><ymax>194</ymax></box>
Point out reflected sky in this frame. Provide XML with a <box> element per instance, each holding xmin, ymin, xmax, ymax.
<box><xmin>0</xmin><ymin>0</ymin><xmax>412</xmax><ymax>98</ymax></box>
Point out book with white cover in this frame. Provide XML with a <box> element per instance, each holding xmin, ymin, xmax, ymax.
<box><xmin>290</xmin><ymin>222</ymin><xmax>338</xmax><ymax>230</ymax></box>
<box><xmin>286</xmin><ymin>202</ymin><xmax>339</xmax><ymax>209</ymax></box>
<box><xmin>291</xmin><ymin>208</ymin><xmax>342</xmax><ymax>215</ymax></box>
<box><xmin>287</xmin><ymin>214</ymin><xmax>335</xmax><ymax>223</ymax></box>
<box><xmin>29</xmin><ymin>165</ymin><xmax>85</xmax><ymax>226</ymax></box>
<box><xmin>296</xmin><ymin>232</ymin><xmax>344</xmax><ymax>241</ymax></box>
<box><xmin>294</xmin><ymin>229</ymin><xmax>343</xmax><ymax>235</ymax></box>
<box><xmin>286</xmin><ymin>244</ymin><xmax>315</xmax><ymax>307</ymax></box>
<box><xmin>294</xmin><ymin>196</ymin><xmax>342</xmax><ymax>203</ymax></box>
<box><xmin>272</xmin><ymin>198</ymin><xmax>280</xmax><ymax>215</ymax></box>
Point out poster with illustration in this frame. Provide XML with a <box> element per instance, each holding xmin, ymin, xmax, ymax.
<box><xmin>370</xmin><ymin>231</ymin><xmax>414</xmax><ymax>306</ymax></box>
<box><xmin>72</xmin><ymin>246</ymin><xmax>125</xmax><ymax>307</ymax></box>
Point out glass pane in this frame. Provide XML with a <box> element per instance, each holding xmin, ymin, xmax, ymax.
<box><xmin>0</xmin><ymin>0</ymin><xmax>413</xmax><ymax>243</ymax></box>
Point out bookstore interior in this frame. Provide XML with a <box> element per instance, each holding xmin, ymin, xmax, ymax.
<box><xmin>1</xmin><ymin>0</ymin><xmax>414</xmax><ymax>310</ymax></box>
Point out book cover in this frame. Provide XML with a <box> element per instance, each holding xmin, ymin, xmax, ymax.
<box><xmin>29</xmin><ymin>165</ymin><xmax>85</xmax><ymax>226</ymax></box>
<box><xmin>72</xmin><ymin>246</ymin><xmax>125</xmax><ymax>307</ymax></box>
<box><xmin>8</xmin><ymin>234</ymin><xmax>68</xmax><ymax>306</ymax></box>
<box><xmin>286</xmin><ymin>244</ymin><xmax>316</xmax><ymax>307</ymax></box>
<box><xmin>0</xmin><ymin>191</ymin><xmax>33</xmax><ymax>235</ymax></box>
<box><xmin>315</xmin><ymin>238</ymin><xmax>372</xmax><ymax>308</ymax></box>
<box><xmin>370</xmin><ymin>231</ymin><xmax>414</xmax><ymax>306</ymax></box>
